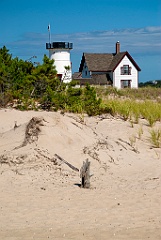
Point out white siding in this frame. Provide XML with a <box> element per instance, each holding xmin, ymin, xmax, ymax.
<box><xmin>49</xmin><ymin>49</ymin><xmax>72</xmax><ymax>83</ymax></box>
<box><xmin>113</xmin><ymin>55</ymin><xmax>138</xmax><ymax>89</ymax></box>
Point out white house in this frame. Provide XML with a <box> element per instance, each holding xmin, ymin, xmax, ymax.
<box><xmin>77</xmin><ymin>42</ymin><xmax>141</xmax><ymax>89</ymax></box>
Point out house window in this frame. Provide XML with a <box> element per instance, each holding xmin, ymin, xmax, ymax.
<box><xmin>85</xmin><ymin>70</ymin><xmax>88</xmax><ymax>76</ymax></box>
<box><xmin>121</xmin><ymin>65</ymin><xmax>131</xmax><ymax>75</ymax></box>
<box><xmin>121</xmin><ymin>80</ymin><xmax>131</xmax><ymax>88</ymax></box>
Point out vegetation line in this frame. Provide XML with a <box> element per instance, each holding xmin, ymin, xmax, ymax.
<box><xmin>0</xmin><ymin>46</ymin><xmax>161</xmax><ymax>132</ymax></box>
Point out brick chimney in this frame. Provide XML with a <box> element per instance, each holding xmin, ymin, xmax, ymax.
<box><xmin>116</xmin><ymin>41</ymin><xmax>120</xmax><ymax>54</ymax></box>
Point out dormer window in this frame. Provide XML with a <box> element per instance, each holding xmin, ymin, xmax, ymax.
<box><xmin>121</xmin><ymin>65</ymin><xmax>131</xmax><ymax>75</ymax></box>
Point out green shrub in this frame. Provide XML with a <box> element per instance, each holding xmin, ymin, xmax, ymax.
<box><xmin>149</xmin><ymin>129</ymin><xmax>161</xmax><ymax>148</ymax></box>
<box><xmin>117</xmin><ymin>100</ymin><xmax>131</xmax><ymax>121</ymax></box>
<box><xmin>82</xmin><ymin>84</ymin><xmax>102</xmax><ymax>116</ymax></box>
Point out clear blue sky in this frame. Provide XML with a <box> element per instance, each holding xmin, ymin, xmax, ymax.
<box><xmin>0</xmin><ymin>0</ymin><xmax>161</xmax><ymax>82</ymax></box>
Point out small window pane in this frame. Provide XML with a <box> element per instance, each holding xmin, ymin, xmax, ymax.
<box><xmin>121</xmin><ymin>65</ymin><xmax>131</xmax><ymax>75</ymax></box>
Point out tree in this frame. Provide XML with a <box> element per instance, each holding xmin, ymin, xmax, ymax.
<box><xmin>31</xmin><ymin>54</ymin><xmax>59</xmax><ymax>98</ymax></box>
<box><xmin>0</xmin><ymin>46</ymin><xmax>12</xmax><ymax>93</ymax></box>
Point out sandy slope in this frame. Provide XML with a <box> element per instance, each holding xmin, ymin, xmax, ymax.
<box><xmin>0</xmin><ymin>109</ymin><xmax>161</xmax><ymax>240</ymax></box>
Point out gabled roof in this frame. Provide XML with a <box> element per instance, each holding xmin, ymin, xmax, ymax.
<box><xmin>79</xmin><ymin>51</ymin><xmax>141</xmax><ymax>72</ymax></box>
<box><xmin>108</xmin><ymin>52</ymin><xmax>127</xmax><ymax>71</ymax></box>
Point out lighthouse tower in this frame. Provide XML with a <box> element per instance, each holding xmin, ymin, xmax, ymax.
<box><xmin>46</xmin><ymin>42</ymin><xmax>73</xmax><ymax>83</ymax></box>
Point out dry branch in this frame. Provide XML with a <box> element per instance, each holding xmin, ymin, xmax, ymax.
<box><xmin>54</xmin><ymin>154</ymin><xmax>79</xmax><ymax>172</ymax></box>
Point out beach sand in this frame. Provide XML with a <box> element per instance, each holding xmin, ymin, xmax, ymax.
<box><xmin>0</xmin><ymin>108</ymin><xmax>161</xmax><ymax>240</ymax></box>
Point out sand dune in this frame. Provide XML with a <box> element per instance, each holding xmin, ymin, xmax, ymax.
<box><xmin>0</xmin><ymin>108</ymin><xmax>161</xmax><ymax>239</ymax></box>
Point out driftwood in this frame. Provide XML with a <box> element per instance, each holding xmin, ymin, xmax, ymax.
<box><xmin>80</xmin><ymin>159</ymin><xmax>90</xmax><ymax>188</ymax></box>
<box><xmin>54</xmin><ymin>154</ymin><xmax>79</xmax><ymax>172</ymax></box>
<box><xmin>54</xmin><ymin>155</ymin><xmax>91</xmax><ymax>188</ymax></box>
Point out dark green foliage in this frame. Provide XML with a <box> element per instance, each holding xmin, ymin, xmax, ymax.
<box><xmin>0</xmin><ymin>46</ymin><xmax>12</xmax><ymax>93</ymax></box>
<box><xmin>1</xmin><ymin>46</ymin><xmax>161</xmax><ymax>120</ymax></box>
<box><xmin>68</xmin><ymin>80</ymin><xmax>80</xmax><ymax>87</ymax></box>
<box><xmin>66</xmin><ymin>86</ymin><xmax>82</xmax><ymax>107</ymax></box>
<box><xmin>0</xmin><ymin>46</ymin><xmax>101</xmax><ymax>116</ymax></box>
<box><xmin>82</xmin><ymin>84</ymin><xmax>102</xmax><ymax>116</ymax></box>
<box><xmin>139</xmin><ymin>80</ymin><xmax>161</xmax><ymax>88</ymax></box>
<box><xmin>0</xmin><ymin>47</ymin><xmax>60</xmax><ymax>105</ymax></box>
<box><xmin>39</xmin><ymin>83</ymin><xmax>102</xmax><ymax>115</ymax></box>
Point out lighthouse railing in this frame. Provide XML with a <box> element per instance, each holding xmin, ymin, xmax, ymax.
<box><xmin>46</xmin><ymin>42</ymin><xmax>73</xmax><ymax>50</ymax></box>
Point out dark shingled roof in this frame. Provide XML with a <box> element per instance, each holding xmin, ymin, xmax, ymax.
<box><xmin>83</xmin><ymin>53</ymin><xmax>113</xmax><ymax>72</ymax></box>
<box><xmin>72</xmin><ymin>73</ymin><xmax>113</xmax><ymax>86</ymax></box>
<box><xmin>79</xmin><ymin>74</ymin><xmax>111</xmax><ymax>86</ymax></box>
<box><xmin>92</xmin><ymin>74</ymin><xmax>108</xmax><ymax>84</ymax></box>
<box><xmin>79</xmin><ymin>51</ymin><xmax>141</xmax><ymax>72</ymax></box>
<box><xmin>108</xmin><ymin>52</ymin><xmax>127</xmax><ymax>70</ymax></box>
<box><xmin>72</xmin><ymin>72</ymin><xmax>82</xmax><ymax>80</ymax></box>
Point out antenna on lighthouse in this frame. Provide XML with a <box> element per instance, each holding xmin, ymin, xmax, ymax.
<box><xmin>48</xmin><ymin>23</ymin><xmax>51</xmax><ymax>43</ymax></box>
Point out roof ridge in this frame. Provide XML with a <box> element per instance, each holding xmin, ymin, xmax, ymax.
<box><xmin>84</xmin><ymin>51</ymin><xmax>126</xmax><ymax>54</ymax></box>
<box><xmin>84</xmin><ymin>52</ymin><xmax>113</xmax><ymax>55</ymax></box>
<box><xmin>79</xmin><ymin>51</ymin><xmax>141</xmax><ymax>72</ymax></box>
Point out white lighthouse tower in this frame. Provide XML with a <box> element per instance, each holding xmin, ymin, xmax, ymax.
<box><xmin>46</xmin><ymin>41</ymin><xmax>73</xmax><ymax>83</ymax></box>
